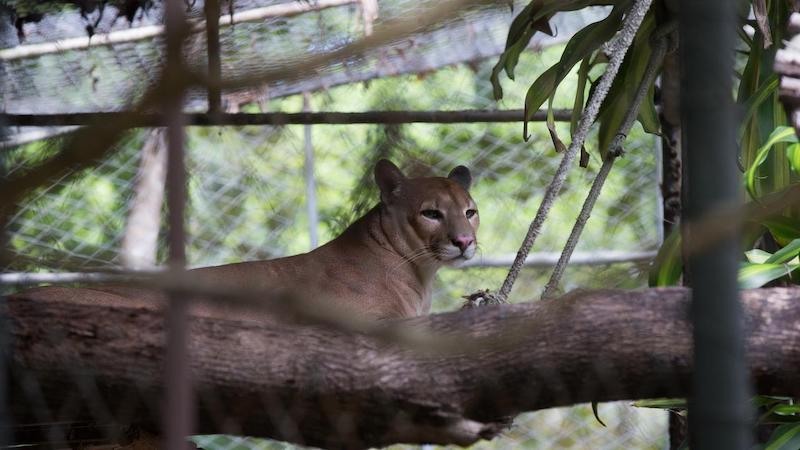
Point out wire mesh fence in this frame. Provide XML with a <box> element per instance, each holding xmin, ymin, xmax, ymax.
<box><xmin>3</xmin><ymin>74</ymin><xmax>666</xmax><ymax>449</ymax></box>
<box><xmin>1</xmin><ymin>1</ymin><xmax>675</xmax><ymax>449</ymax></box>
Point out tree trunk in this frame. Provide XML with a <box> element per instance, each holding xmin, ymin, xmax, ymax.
<box><xmin>7</xmin><ymin>287</ymin><xmax>800</xmax><ymax>449</ymax></box>
<box><xmin>120</xmin><ymin>129</ymin><xmax>166</xmax><ymax>269</ymax></box>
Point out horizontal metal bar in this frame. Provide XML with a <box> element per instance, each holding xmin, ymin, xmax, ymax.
<box><xmin>457</xmin><ymin>250</ymin><xmax>657</xmax><ymax>269</ymax></box>
<box><xmin>1</xmin><ymin>109</ymin><xmax>571</xmax><ymax>128</ymax></box>
<box><xmin>0</xmin><ymin>251</ymin><xmax>656</xmax><ymax>286</ymax></box>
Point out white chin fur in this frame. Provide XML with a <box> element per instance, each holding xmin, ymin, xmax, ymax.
<box><xmin>440</xmin><ymin>244</ymin><xmax>476</xmax><ymax>265</ymax></box>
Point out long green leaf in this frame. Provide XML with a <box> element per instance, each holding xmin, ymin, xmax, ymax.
<box><xmin>765</xmin><ymin>423</ymin><xmax>800</xmax><ymax>450</ymax></box>
<box><xmin>649</xmin><ymin>229</ymin><xmax>682</xmax><ymax>287</ymax></box>
<box><xmin>744</xmin><ymin>126</ymin><xmax>798</xmax><ymax>200</ymax></box>
<box><xmin>597</xmin><ymin>12</ymin><xmax>656</xmax><ymax>156</ymax></box>
<box><xmin>633</xmin><ymin>398</ymin><xmax>687</xmax><ymax>409</ymax></box>
<box><xmin>740</xmin><ymin>73</ymin><xmax>779</xmax><ymax>138</ymax></box>
<box><xmin>523</xmin><ymin>3</ymin><xmax>628</xmax><ymax>126</ymax></box>
<box><xmin>637</xmin><ymin>83</ymin><xmax>659</xmax><ymax>134</ymax></box>
<box><xmin>738</xmin><ymin>262</ymin><xmax>799</xmax><ymax>289</ymax></box>
<box><xmin>766</xmin><ymin>238</ymin><xmax>800</xmax><ymax>264</ymax></box>
<box><xmin>774</xmin><ymin>404</ymin><xmax>800</xmax><ymax>416</ymax></box>
<box><xmin>787</xmin><ymin>143</ymin><xmax>800</xmax><ymax>174</ymax></box>
<box><xmin>571</xmin><ymin>56</ymin><xmax>591</xmax><ymax>136</ymax></box>
<box><xmin>491</xmin><ymin>0</ymin><xmax>609</xmax><ymax>100</ymax></box>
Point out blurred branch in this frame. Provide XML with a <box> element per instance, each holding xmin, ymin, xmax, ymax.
<box><xmin>8</xmin><ymin>287</ymin><xmax>800</xmax><ymax>448</ymax></box>
<box><xmin>0</xmin><ymin>0</ymin><xmax>359</xmax><ymax>61</ymax></box>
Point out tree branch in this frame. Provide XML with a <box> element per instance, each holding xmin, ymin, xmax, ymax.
<box><xmin>7</xmin><ymin>287</ymin><xmax>800</xmax><ymax>449</ymax></box>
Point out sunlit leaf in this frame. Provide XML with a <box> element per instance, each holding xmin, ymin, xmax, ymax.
<box><xmin>787</xmin><ymin>143</ymin><xmax>800</xmax><ymax>174</ymax></box>
<box><xmin>773</xmin><ymin>404</ymin><xmax>800</xmax><ymax>416</ymax></box>
<box><xmin>744</xmin><ymin>126</ymin><xmax>798</xmax><ymax>200</ymax></box>
<box><xmin>766</xmin><ymin>238</ymin><xmax>800</xmax><ymax>264</ymax></box>
<box><xmin>745</xmin><ymin>249</ymin><xmax>772</xmax><ymax>264</ymax></box>
<box><xmin>765</xmin><ymin>423</ymin><xmax>800</xmax><ymax>450</ymax></box>
<box><xmin>738</xmin><ymin>262</ymin><xmax>798</xmax><ymax>289</ymax></box>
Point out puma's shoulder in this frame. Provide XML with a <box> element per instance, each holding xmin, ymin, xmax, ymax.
<box><xmin>199</xmin><ymin>160</ymin><xmax>480</xmax><ymax>320</ymax></box>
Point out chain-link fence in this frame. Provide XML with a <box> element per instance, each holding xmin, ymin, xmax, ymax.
<box><xmin>1</xmin><ymin>1</ymin><xmax>673</xmax><ymax>448</ymax></box>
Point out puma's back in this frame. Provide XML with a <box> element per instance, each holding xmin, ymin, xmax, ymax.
<box><xmin>193</xmin><ymin>159</ymin><xmax>480</xmax><ymax>319</ymax></box>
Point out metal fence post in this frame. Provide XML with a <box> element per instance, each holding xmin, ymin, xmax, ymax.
<box><xmin>164</xmin><ymin>0</ymin><xmax>192</xmax><ymax>448</ymax></box>
<box><xmin>680</xmin><ymin>1</ymin><xmax>752</xmax><ymax>448</ymax></box>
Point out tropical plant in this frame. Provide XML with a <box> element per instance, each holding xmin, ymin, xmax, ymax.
<box><xmin>491</xmin><ymin>0</ymin><xmax>800</xmax><ymax>446</ymax></box>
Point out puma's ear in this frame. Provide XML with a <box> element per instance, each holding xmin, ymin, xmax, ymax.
<box><xmin>447</xmin><ymin>165</ymin><xmax>472</xmax><ymax>191</ymax></box>
<box><xmin>374</xmin><ymin>159</ymin><xmax>406</xmax><ymax>202</ymax></box>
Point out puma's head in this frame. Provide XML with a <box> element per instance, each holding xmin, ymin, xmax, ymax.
<box><xmin>374</xmin><ymin>159</ymin><xmax>479</xmax><ymax>267</ymax></box>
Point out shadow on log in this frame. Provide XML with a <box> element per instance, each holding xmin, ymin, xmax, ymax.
<box><xmin>6</xmin><ymin>287</ymin><xmax>800</xmax><ymax>449</ymax></box>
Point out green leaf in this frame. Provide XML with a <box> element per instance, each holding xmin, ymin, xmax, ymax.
<box><xmin>591</xmin><ymin>401</ymin><xmax>607</xmax><ymax>427</ymax></box>
<box><xmin>571</xmin><ymin>56</ymin><xmax>591</xmax><ymax>136</ymax></box>
<box><xmin>745</xmin><ymin>126</ymin><xmax>798</xmax><ymax>200</ymax></box>
<box><xmin>774</xmin><ymin>404</ymin><xmax>800</xmax><ymax>416</ymax></box>
<box><xmin>523</xmin><ymin>3</ymin><xmax>629</xmax><ymax>128</ymax></box>
<box><xmin>765</xmin><ymin>423</ymin><xmax>800</xmax><ymax>450</ymax></box>
<box><xmin>745</xmin><ymin>249</ymin><xmax>773</xmax><ymax>264</ymax></box>
<box><xmin>546</xmin><ymin>96</ymin><xmax>567</xmax><ymax>153</ymax></box>
<box><xmin>764</xmin><ymin>216</ymin><xmax>800</xmax><ymax>246</ymax></box>
<box><xmin>766</xmin><ymin>238</ymin><xmax>800</xmax><ymax>264</ymax></box>
<box><xmin>787</xmin><ymin>143</ymin><xmax>800</xmax><ymax>174</ymax></box>
<box><xmin>740</xmin><ymin>73</ymin><xmax>779</xmax><ymax>137</ymax></box>
<box><xmin>649</xmin><ymin>229</ymin><xmax>682</xmax><ymax>287</ymax></box>
<box><xmin>597</xmin><ymin>12</ymin><xmax>657</xmax><ymax>156</ymax></box>
<box><xmin>492</xmin><ymin>0</ymin><xmax>618</xmax><ymax>100</ymax></box>
<box><xmin>738</xmin><ymin>262</ymin><xmax>799</xmax><ymax>289</ymax></box>
<box><xmin>637</xmin><ymin>83</ymin><xmax>659</xmax><ymax>134</ymax></box>
<box><xmin>633</xmin><ymin>398</ymin><xmax>687</xmax><ymax>410</ymax></box>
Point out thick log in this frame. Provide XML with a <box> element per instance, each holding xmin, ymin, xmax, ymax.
<box><xmin>6</xmin><ymin>287</ymin><xmax>800</xmax><ymax>449</ymax></box>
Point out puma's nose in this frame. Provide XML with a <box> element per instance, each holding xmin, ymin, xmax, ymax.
<box><xmin>451</xmin><ymin>235</ymin><xmax>474</xmax><ymax>252</ymax></box>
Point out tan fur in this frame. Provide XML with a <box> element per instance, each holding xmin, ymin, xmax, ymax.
<box><xmin>18</xmin><ymin>161</ymin><xmax>478</xmax><ymax>321</ymax></box>
<box><xmin>190</xmin><ymin>160</ymin><xmax>479</xmax><ymax>319</ymax></box>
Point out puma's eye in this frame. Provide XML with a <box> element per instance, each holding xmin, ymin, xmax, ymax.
<box><xmin>465</xmin><ymin>209</ymin><xmax>477</xmax><ymax>219</ymax></box>
<box><xmin>421</xmin><ymin>209</ymin><xmax>443</xmax><ymax>220</ymax></box>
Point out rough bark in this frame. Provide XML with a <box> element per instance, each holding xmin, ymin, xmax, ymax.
<box><xmin>7</xmin><ymin>287</ymin><xmax>800</xmax><ymax>449</ymax></box>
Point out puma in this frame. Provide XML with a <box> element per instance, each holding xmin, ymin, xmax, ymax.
<box><xmin>191</xmin><ymin>159</ymin><xmax>479</xmax><ymax>319</ymax></box>
<box><xmin>19</xmin><ymin>160</ymin><xmax>479</xmax><ymax>321</ymax></box>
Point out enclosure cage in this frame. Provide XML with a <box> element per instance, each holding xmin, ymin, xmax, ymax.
<box><xmin>0</xmin><ymin>0</ymin><xmax>710</xmax><ymax>448</ymax></box>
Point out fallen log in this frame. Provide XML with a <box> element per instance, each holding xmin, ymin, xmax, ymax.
<box><xmin>6</xmin><ymin>287</ymin><xmax>800</xmax><ymax>449</ymax></box>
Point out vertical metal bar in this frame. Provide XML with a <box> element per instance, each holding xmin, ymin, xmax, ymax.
<box><xmin>302</xmin><ymin>92</ymin><xmax>319</xmax><ymax>249</ymax></box>
<box><xmin>680</xmin><ymin>1</ymin><xmax>752</xmax><ymax>448</ymax></box>
<box><xmin>0</xmin><ymin>114</ymin><xmax>10</xmax><ymax>448</ymax></box>
<box><xmin>205</xmin><ymin>0</ymin><xmax>222</xmax><ymax>114</ymax></box>
<box><xmin>164</xmin><ymin>0</ymin><xmax>192</xmax><ymax>448</ymax></box>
